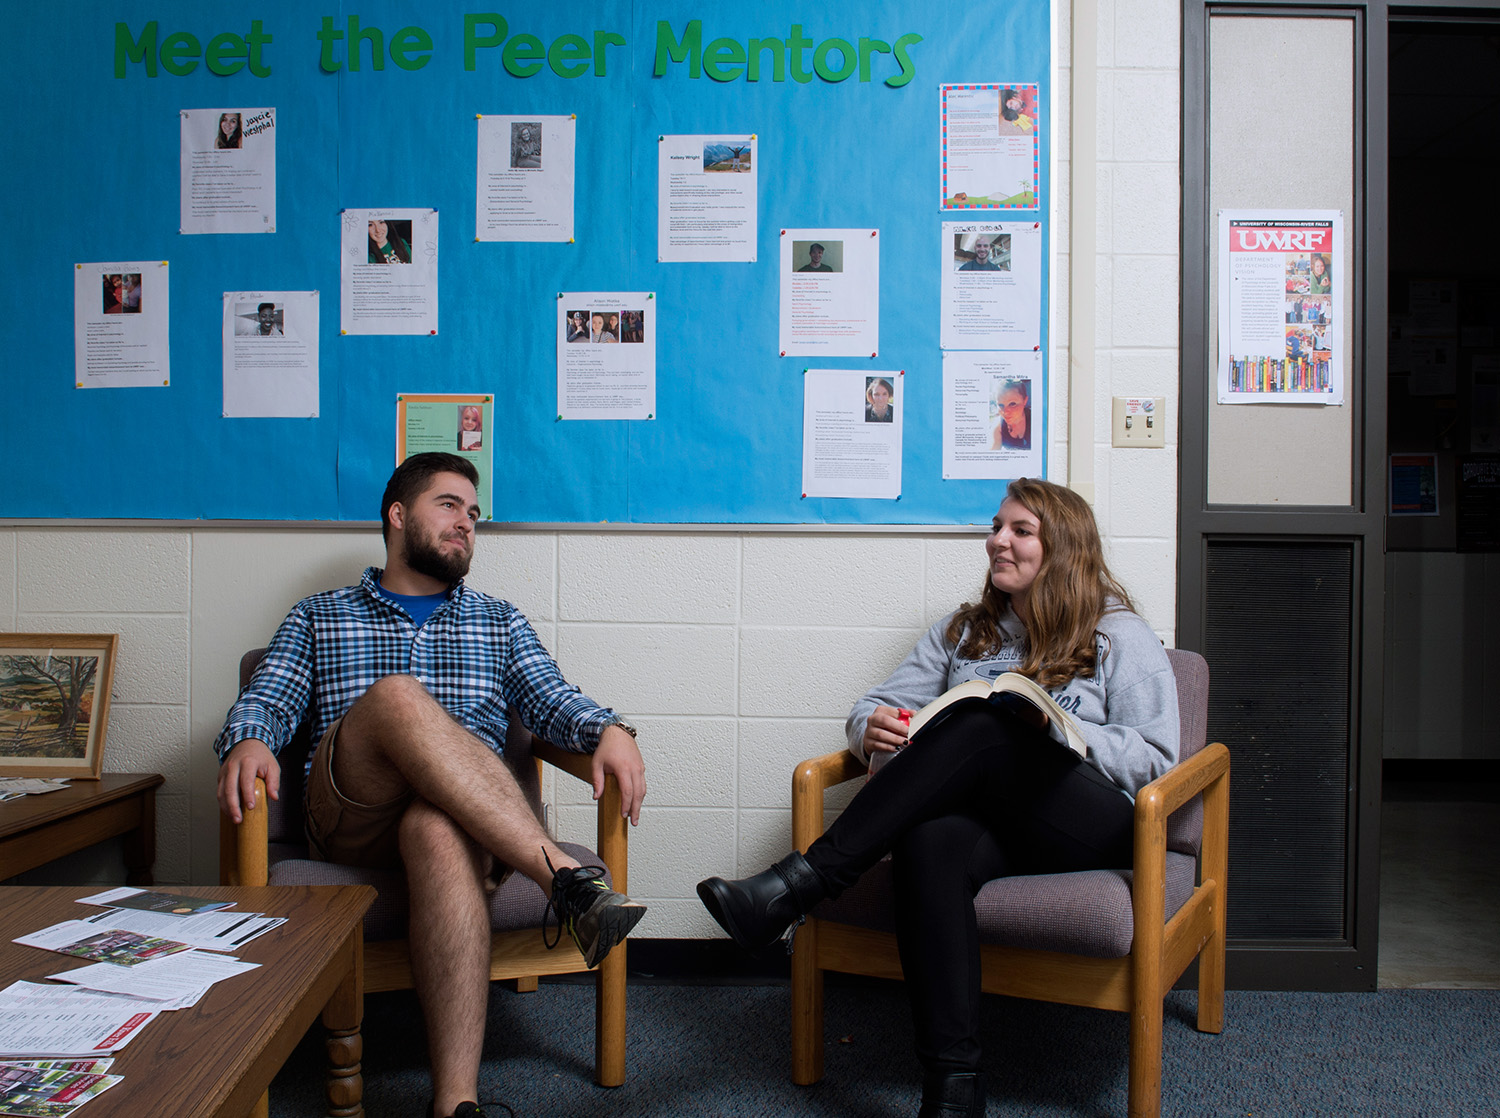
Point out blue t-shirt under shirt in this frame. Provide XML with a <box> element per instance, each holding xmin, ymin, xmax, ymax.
<box><xmin>375</xmin><ymin>584</ymin><xmax>447</xmax><ymax>628</ymax></box>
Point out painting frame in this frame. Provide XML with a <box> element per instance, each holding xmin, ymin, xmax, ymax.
<box><xmin>0</xmin><ymin>633</ymin><xmax>118</xmax><ymax>780</ymax></box>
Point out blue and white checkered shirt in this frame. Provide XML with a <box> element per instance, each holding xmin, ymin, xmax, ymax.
<box><xmin>214</xmin><ymin>567</ymin><xmax>617</xmax><ymax>775</ymax></box>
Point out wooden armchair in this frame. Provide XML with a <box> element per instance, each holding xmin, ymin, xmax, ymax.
<box><xmin>788</xmin><ymin>648</ymin><xmax>1228</xmax><ymax>1118</ymax></box>
<box><xmin>219</xmin><ymin>650</ymin><xmax>630</xmax><ymax>1088</ymax></box>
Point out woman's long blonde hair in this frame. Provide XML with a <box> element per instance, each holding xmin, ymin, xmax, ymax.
<box><xmin>945</xmin><ymin>477</ymin><xmax>1134</xmax><ymax>689</ymax></box>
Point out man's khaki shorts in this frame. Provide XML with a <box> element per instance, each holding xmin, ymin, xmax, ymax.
<box><xmin>304</xmin><ymin>716</ymin><xmax>413</xmax><ymax>868</ymax></box>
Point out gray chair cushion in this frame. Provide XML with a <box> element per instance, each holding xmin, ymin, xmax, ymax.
<box><xmin>813</xmin><ymin>852</ymin><xmax>1199</xmax><ymax>958</ymax></box>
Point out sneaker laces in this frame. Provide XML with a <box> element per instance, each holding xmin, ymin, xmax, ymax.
<box><xmin>542</xmin><ymin>849</ymin><xmax>611</xmax><ymax>951</ymax></box>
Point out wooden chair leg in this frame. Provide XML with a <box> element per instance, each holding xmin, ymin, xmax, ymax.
<box><xmin>595</xmin><ymin>941</ymin><xmax>626</xmax><ymax>1087</ymax></box>
<box><xmin>513</xmin><ymin>975</ymin><xmax>539</xmax><ymax>993</ymax></box>
<box><xmin>1127</xmin><ymin>986</ymin><xmax>1164</xmax><ymax>1118</ymax></box>
<box><xmin>1197</xmin><ymin>884</ymin><xmax>1226</xmax><ymax>1035</ymax></box>
<box><xmin>790</xmin><ymin>918</ymin><xmax>824</xmax><ymax>1085</ymax></box>
<box><xmin>249</xmin><ymin>1091</ymin><xmax>269</xmax><ymax>1118</ymax></box>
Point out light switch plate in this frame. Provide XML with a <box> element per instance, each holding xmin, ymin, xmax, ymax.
<box><xmin>1112</xmin><ymin>397</ymin><xmax>1165</xmax><ymax>448</ymax></box>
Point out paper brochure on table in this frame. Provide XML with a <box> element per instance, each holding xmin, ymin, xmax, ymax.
<box><xmin>0</xmin><ymin>1063</ymin><xmax>124</xmax><ymax>1114</ymax></box>
<box><xmin>476</xmin><ymin>115</ymin><xmax>575</xmax><ymax>242</ymax></box>
<box><xmin>50</xmin><ymin>950</ymin><xmax>261</xmax><ymax>1006</ymax></box>
<box><xmin>1216</xmin><ymin>209</ymin><xmax>1344</xmax><ymax>403</ymax></box>
<box><xmin>73</xmin><ymin>905</ymin><xmax>282</xmax><ymax>952</ymax></box>
<box><xmin>179</xmin><ymin>107</ymin><xmax>276</xmax><ymax>235</ymax></box>
<box><xmin>222</xmin><ymin>290</ymin><xmax>318</xmax><ymax>418</ymax></box>
<box><xmin>779</xmin><ymin>230</ymin><xmax>880</xmax><ymax>357</ymax></box>
<box><xmin>14</xmin><ymin>921</ymin><xmax>190</xmax><ymax>966</ymax></box>
<box><xmin>657</xmin><ymin>134</ymin><xmax>757</xmax><ymax>262</ymax></box>
<box><xmin>341</xmin><ymin>208</ymin><xmax>438</xmax><ymax>335</ymax></box>
<box><xmin>940</xmin><ymin>84</ymin><xmax>1040</xmax><ymax>210</ymax></box>
<box><xmin>556</xmin><ymin>294</ymin><xmax>656</xmax><ymax>420</ymax></box>
<box><xmin>77</xmin><ymin>888</ymin><xmax>233</xmax><ymax>917</ymax></box>
<box><xmin>396</xmin><ymin>394</ymin><xmax>495</xmax><ymax>518</ymax></box>
<box><xmin>942</xmin><ymin>351</ymin><xmax>1043</xmax><ymax>479</ymax></box>
<box><xmin>940</xmin><ymin>222</ymin><xmax>1042</xmax><ymax>350</ymax></box>
<box><xmin>0</xmin><ymin>1005</ymin><xmax>154</xmax><ymax>1058</ymax></box>
<box><xmin>801</xmin><ymin>369</ymin><xmax>903</xmax><ymax>500</ymax></box>
<box><xmin>74</xmin><ymin>262</ymin><xmax>170</xmax><ymax>389</ymax></box>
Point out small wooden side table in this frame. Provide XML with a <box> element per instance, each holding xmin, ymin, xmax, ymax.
<box><xmin>0</xmin><ymin>773</ymin><xmax>164</xmax><ymax>883</ymax></box>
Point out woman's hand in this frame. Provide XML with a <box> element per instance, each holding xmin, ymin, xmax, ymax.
<box><xmin>863</xmin><ymin>705</ymin><xmax>913</xmax><ymax>756</ymax></box>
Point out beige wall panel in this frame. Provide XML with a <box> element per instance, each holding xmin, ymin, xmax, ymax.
<box><xmin>1207</xmin><ymin>15</ymin><xmax>1355</xmax><ymax>506</ymax></box>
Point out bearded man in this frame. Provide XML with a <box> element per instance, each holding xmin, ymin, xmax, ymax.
<box><xmin>214</xmin><ymin>452</ymin><xmax>646</xmax><ymax>1118</ymax></box>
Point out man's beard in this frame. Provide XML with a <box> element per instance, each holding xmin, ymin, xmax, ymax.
<box><xmin>403</xmin><ymin>523</ymin><xmax>472</xmax><ymax>584</ymax></box>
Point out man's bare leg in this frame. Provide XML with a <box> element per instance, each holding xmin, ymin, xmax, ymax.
<box><xmin>333</xmin><ymin>674</ymin><xmax>578</xmax><ymax>888</ymax></box>
<box><xmin>401</xmin><ymin>798</ymin><xmax>492</xmax><ymax>1118</ymax></box>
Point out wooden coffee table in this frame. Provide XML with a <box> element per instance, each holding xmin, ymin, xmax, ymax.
<box><xmin>0</xmin><ymin>774</ymin><xmax>164</xmax><ymax>883</ymax></box>
<box><xmin>0</xmin><ymin>884</ymin><xmax>375</xmax><ymax>1118</ymax></box>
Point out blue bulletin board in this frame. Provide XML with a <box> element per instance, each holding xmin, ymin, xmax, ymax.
<box><xmin>2</xmin><ymin>1</ymin><xmax>1051</xmax><ymax>523</ymax></box>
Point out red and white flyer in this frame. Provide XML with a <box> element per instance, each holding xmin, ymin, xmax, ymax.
<box><xmin>1216</xmin><ymin>210</ymin><xmax>1344</xmax><ymax>404</ymax></box>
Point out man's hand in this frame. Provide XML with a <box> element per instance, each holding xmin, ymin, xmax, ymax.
<box><xmin>592</xmin><ymin>725</ymin><xmax>646</xmax><ymax>826</ymax></box>
<box><xmin>217</xmin><ymin>739</ymin><xmax>281</xmax><ymax>824</ymax></box>
<box><xmin>862</xmin><ymin>705</ymin><xmax>912</xmax><ymax>757</ymax></box>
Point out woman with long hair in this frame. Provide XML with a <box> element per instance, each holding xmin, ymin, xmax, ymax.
<box><xmin>216</xmin><ymin>112</ymin><xmax>242</xmax><ymax>149</ymax></box>
<box><xmin>367</xmin><ymin>219</ymin><xmax>411</xmax><ymax>264</ymax></box>
<box><xmin>699</xmin><ymin>478</ymin><xmax>1180</xmax><ymax>1117</ymax></box>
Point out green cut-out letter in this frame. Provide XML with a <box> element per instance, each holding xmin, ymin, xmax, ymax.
<box><xmin>115</xmin><ymin>21</ymin><xmax>157</xmax><ymax>77</ymax></box>
<box><xmin>858</xmin><ymin>37</ymin><xmax>890</xmax><ymax>83</ymax></box>
<box><xmin>787</xmin><ymin>24</ymin><xmax>814</xmax><ymax>83</ymax></box>
<box><xmin>886</xmin><ymin>32</ymin><xmax>922</xmax><ymax>88</ymax></box>
<box><xmin>347</xmin><ymin>18</ymin><xmax>384</xmax><ymax>72</ymax></box>
<box><xmin>247</xmin><ymin>20</ymin><xmax>272</xmax><ymax>77</ymax></box>
<box><xmin>503</xmin><ymin>33</ymin><xmax>544</xmax><ymax>77</ymax></box>
<box><xmin>548</xmin><ymin>33</ymin><xmax>590</xmax><ymax>78</ymax></box>
<box><xmin>747</xmin><ymin>37</ymin><xmax>786</xmax><ymax>82</ymax></box>
<box><xmin>317</xmin><ymin>16</ymin><xmax>344</xmax><ymax>72</ymax></box>
<box><xmin>654</xmin><ymin>20</ymin><xmax>701</xmax><ymax>78</ymax></box>
<box><xmin>160</xmin><ymin>31</ymin><xmax>201</xmax><ymax>76</ymax></box>
<box><xmin>704</xmin><ymin>37</ymin><xmax>746</xmax><ymax>82</ymax></box>
<box><xmin>464</xmin><ymin>13</ymin><xmax>508</xmax><ymax>71</ymax></box>
<box><xmin>813</xmin><ymin>37</ymin><xmax>855</xmax><ymax>82</ymax></box>
<box><xmin>593</xmin><ymin>30</ymin><xmax>625</xmax><ymax>76</ymax></box>
<box><xmin>206</xmin><ymin>32</ymin><xmax>247</xmax><ymax>76</ymax></box>
<box><xmin>391</xmin><ymin>26</ymin><xmax>433</xmax><ymax>70</ymax></box>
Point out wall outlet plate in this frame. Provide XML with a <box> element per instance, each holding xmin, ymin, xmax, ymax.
<box><xmin>1112</xmin><ymin>397</ymin><xmax>1166</xmax><ymax>448</ymax></box>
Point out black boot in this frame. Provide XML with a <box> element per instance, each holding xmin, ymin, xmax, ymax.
<box><xmin>916</xmin><ymin>1070</ymin><xmax>985</xmax><ymax>1117</ymax></box>
<box><xmin>697</xmin><ymin>851</ymin><xmax>825</xmax><ymax>954</ymax></box>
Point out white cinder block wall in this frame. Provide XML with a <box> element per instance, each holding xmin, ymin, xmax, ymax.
<box><xmin>0</xmin><ymin>0</ymin><xmax>1189</xmax><ymax>936</ymax></box>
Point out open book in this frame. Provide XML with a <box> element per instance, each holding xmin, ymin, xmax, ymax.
<box><xmin>869</xmin><ymin>673</ymin><xmax>1087</xmax><ymax>774</ymax></box>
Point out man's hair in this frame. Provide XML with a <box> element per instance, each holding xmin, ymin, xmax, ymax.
<box><xmin>809</xmin><ymin>243</ymin><xmax>825</xmax><ymax>252</ymax></box>
<box><xmin>380</xmin><ymin>453</ymin><xmax>480</xmax><ymax>543</ymax></box>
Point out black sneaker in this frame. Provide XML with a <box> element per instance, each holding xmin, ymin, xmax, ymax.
<box><xmin>544</xmin><ymin>855</ymin><xmax>647</xmax><ymax>968</ymax></box>
<box><xmin>427</xmin><ymin>1102</ymin><xmax>514</xmax><ymax>1118</ymax></box>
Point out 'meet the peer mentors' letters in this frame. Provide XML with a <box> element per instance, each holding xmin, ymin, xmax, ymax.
<box><xmin>871</xmin><ymin>673</ymin><xmax>1087</xmax><ymax>774</ymax></box>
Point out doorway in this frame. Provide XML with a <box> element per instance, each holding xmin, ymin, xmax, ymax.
<box><xmin>1380</xmin><ymin>17</ymin><xmax>1500</xmax><ymax>989</ymax></box>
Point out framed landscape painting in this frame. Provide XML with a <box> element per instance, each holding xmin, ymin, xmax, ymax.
<box><xmin>0</xmin><ymin>634</ymin><xmax>118</xmax><ymax>779</ymax></box>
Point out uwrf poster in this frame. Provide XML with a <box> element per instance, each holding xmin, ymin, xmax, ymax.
<box><xmin>1216</xmin><ymin>210</ymin><xmax>1344</xmax><ymax>404</ymax></box>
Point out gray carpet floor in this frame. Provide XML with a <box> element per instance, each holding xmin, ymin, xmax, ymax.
<box><xmin>269</xmin><ymin>979</ymin><xmax>1500</xmax><ymax>1117</ymax></box>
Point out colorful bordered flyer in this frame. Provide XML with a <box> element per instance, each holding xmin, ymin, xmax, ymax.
<box><xmin>940</xmin><ymin>83</ymin><xmax>1040</xmax><ymax>210</ymax></box>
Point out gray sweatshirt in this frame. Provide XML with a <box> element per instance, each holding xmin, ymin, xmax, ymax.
<box><xmin>845</xmin><ymin>604</ymin><xmax>1180</xmax><ymax>797</ymax></box>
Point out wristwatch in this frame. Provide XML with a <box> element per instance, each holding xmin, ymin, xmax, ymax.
<box><xmin>605</xmin><ymin>716</ymin><xmax>638</xmax><ymax>739</ymax></box>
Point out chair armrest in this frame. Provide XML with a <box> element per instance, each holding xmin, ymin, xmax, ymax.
<box><xmin>791</xmin><ymin>749</ymin><xmax>868</xmax><ymax>853</ymax></box>
<box><xmin>219</xmin><ymin>777</ymin><xmax>270</xmax><ymax>887</ymax></box>
<box><xmin>532</xmin><ymin>739</ymin><xmax>630</xmax><ymax>895</ymax></box>
<box><xmin>1131</xmin><ymin>742</ymin><xmax>1230</xmax><ymax>934</ymax></box>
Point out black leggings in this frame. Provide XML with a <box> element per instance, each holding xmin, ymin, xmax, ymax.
<box><xmin>803</xmin><ymin>702</ymin><xmax>1135</xmax><ymax>1073</ymax></box>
